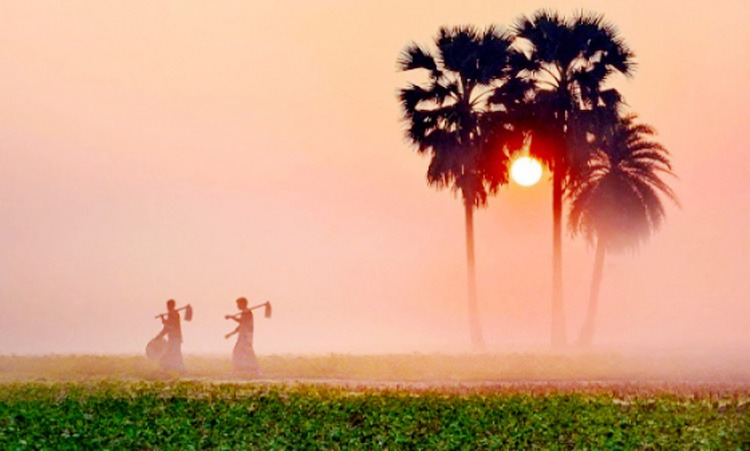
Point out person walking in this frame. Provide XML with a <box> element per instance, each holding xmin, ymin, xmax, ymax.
<box><xmin>156</xmin><ymin>299</ymin><xmax>185</xmax><ymax>373</ymax></box>
<box><xmin>225</xmin><ymin>297</ymin><xmax>261</xmax><ymax>376</ymax></box>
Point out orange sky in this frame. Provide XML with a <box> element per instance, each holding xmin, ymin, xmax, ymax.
<box><xmin>0</xmin><ymin>1</ymin><xmax>748</xmax><ymax>355</ymax></box>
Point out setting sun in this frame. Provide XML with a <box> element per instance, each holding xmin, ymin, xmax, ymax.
<box><xmin>510</xmin><ymin>156</ymin><xmax>543</xmax><ymax>187</ymax></box>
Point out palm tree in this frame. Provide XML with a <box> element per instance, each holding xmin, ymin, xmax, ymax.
<box><xmin>513</xmin><ymin>10</ymin><xmax>635</xmax><ymax>347</ymax></box>
<box><xmin>398</xmin><ymin>25</ymin><xmax>526</xmax><ymax>350</ymax></box>
<box><xmin>568</xmin><ymin>114</ymin><xmax>678</xmax><ymax>346</ymax></box>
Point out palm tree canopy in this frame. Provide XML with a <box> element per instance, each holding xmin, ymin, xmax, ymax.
<box><xmin>513</xmin><ymin>10</ymin><xmax>635</xmax><ymax>173</ymax></box>
<box><xmin>568</xmin><ymin>114</ymin><xmax>678</xmax><ymax>252</ymax></box>
<box><xmin>398</xmin><ymin>26</ymin><xmax>528</xmax><ymax>207</ymax></box>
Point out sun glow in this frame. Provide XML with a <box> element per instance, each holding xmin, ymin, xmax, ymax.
<box><xmin>510</xmin><ymin>156</ymin><xmax>543</xmax><ymax>187</ymax></box>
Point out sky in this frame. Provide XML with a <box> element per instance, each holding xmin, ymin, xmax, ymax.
<box><xmin>0</xmin><ymin>0</ymin><xmax>748</xmax><ymax>356</ymax></box>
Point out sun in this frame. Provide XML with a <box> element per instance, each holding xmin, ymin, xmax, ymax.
<box><xmin>510</xmin><ymin>156</ymin><xmax>543</xmax><ymax>187</ymax></box>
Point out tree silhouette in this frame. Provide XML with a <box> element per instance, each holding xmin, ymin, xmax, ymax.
<box><xmin>398</xmin><ymin>26</ymin><xmax>526</xmax><ymax>350</ymax></box>
<box><xmin>513</xmin><ymin>10</ymin><xmax>635</xmax><ymax>347</ymax></box>
<box><xmin>568</xmin><ymin>114</ymin><xmax>678</xmax><ymax>346</ymax></box>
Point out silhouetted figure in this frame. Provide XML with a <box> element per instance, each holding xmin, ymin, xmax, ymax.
<box><xmin>156</xmin><ymin>299</ymin><xmax>185</xmax><ymax>373</ymax></box>
<box><xmin>225</xmin><ymin>297</ymin><xmax>260</xmax><ymax>376</ymax></box>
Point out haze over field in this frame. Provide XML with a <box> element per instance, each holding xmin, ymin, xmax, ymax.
<box><xmin>1</xmin><ymin>1</ymin><xmax>748</xmax><ymax>357</ymax></box>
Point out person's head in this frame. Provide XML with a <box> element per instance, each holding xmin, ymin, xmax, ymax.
<box><xmin>167</xmin><ymin>299</ymin><xmax>176</xmax><ymax>311</ymax></box>
<box><xmin>236</xmin><ymin>297</ymin><xmax>248</xmax><ymax>310</ymax></box>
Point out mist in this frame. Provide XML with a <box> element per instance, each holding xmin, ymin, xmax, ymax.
<box><xmin>0</xmin><ymin>0</ymin><xmax>748</xmax><ymax>376</ymax></box>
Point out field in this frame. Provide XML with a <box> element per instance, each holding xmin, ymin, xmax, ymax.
<box><xmin>1</xmin><ymin>354</ymin><xmax>749</xmax><ymax>448</ymax></box>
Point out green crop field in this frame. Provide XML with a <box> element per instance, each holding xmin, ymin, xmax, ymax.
<box><xmin>1</xmin><ymin>382</ymin><xmax>749</xmax><ymax>449</ymax></box>
<box><xmin>1</xmin><ymin>355</ymin><xmax>748</xmax><ymax>449</ymax></box>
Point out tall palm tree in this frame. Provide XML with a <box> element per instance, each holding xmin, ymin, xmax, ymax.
<box><xmin>513</xmin><ymin>10</ymin><xmax>635</xmax><ymax>347</ymax></box>
<box><xmin>568</xmin><ymin>114</ymin><xmax>678</xmax><ymax>346</ymax></box>
<box><xmin>398</xmin><ymin>25</ymin><xmax>525</xmax><ymax>350</ymax></box>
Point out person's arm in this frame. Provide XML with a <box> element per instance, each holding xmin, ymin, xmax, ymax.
<box><xmin>225</xmin><ymin>314</ymin><xmax>241</xmax><ymax>323</ymax></box>
<box><xmin>225</xmin><ymin>326</ymin><xmax>239</xmax><ymax>339</ymax></box>
<box><xmin>159</xmin><ymin>313</ymin><xmax>177</xmax><ymax>334</ymax></box>
<box><xmin>155</xmin><ymin>319</ymin><xmax>169</xmax><ymax>339</ymax></box>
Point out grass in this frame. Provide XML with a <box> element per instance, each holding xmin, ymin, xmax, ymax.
<box><xmin>1</xmin><ymin>354</ymin><xmax>748</xmax><ymax>448</ymax></box>
<box><xmin>1</xmin><ymin>352</ymin><xmax>747</xmax><ymax>383</ymax></box>
<box><xmin>0</xmin><ymin>381</ymin><xmax>748</xmax><ymax>449</ymax></box>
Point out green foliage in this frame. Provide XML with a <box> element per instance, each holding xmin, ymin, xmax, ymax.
<box><xmin>0</xmin><ymin>381</ymin><xmax>748</xmax><ymax>449</ymax></box>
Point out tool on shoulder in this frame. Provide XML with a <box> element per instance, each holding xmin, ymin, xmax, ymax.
<box><xmin>154</xmin><ymin>304</ymin><xmax>193</xmax><ymax>321</ymax></box>
<box><xmin>224</xmin><ymin>301</ymin><xmax>271</xmax><ymax>338</ymax></box>
<box><xmin>225</xmin><ymin>301</ymin><xmax>271</xmax><ymax>320</ymax></box>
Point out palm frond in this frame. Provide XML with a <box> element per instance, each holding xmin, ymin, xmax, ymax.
<box><xmin>572</xmin><ymin>11</ymin><xmax>636</xmax><ymax>77</ymax></box>
<box><xmin>513</xmin><ymin>9</ymin><xmax>637</xmax><ymax>176</ymax></box>
<box><xmin>476</xmin><ymin>26</ymin><xmax>514</xmax><ymax>83</ymax></box>
<box><xmin>398</xmin><ymin>43</ymin><xmax>438</xmax><ymax>72</ymax></box>
<box><xmin>567</xmin><ymin>111</ymin><xmax>678</xmax><ymax>252</ymax></box>
<box><xmin>629</xmin><ymin>147</ymin><xmax>671</xmax><ymax>169</ymax></box>
<box><xmin>487</xmin><ymin>76</ymin><xmax>534</xmax><ymax>109</ymax></box>
<box><xmin>437</xmin><ymin>26</ymin><xmax>479</xmax><ymax>75</ymax></box>
<box><xmin>629</xmin><ymin>178</ymin><xmax>666</xmax><ymax>229</ymax></box>
<box><xmin>625</xmin><ymin>166</ymin><xmax>679</xmax><ymax>205</ymax></box>
<box><xmin>399</xmin><ymin>84</ymin><xmax>434</xmax><ymax>113</ymax></box>
<box><xmin>403</xmin><ymin>105</ymin><xmax>464</xmax><ymax>149</ymax></box>
<box><xmin>399</xmin><ymin>81</ymin><xmax>457</xmax><ymax>114</ymax></box>
<box><xmin>399</xmin><ymin>25</ymin><xmax>525</xmax><ymax>199</ymax></box>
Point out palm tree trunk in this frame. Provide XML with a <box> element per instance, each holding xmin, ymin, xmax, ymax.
<box><xmin>464</xmin><ymin>201</ymin><xmax>486</xmax><ymax>351</ymax></box>
<box><xmin>577</xmin><ymin>239</ymin><xmax>606</xmax><ymax>347</ymax></box>
<box><xmin>551</xmin><ymin>157</ymin><xmax>567</xmax><ymax>348</ymax></box>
